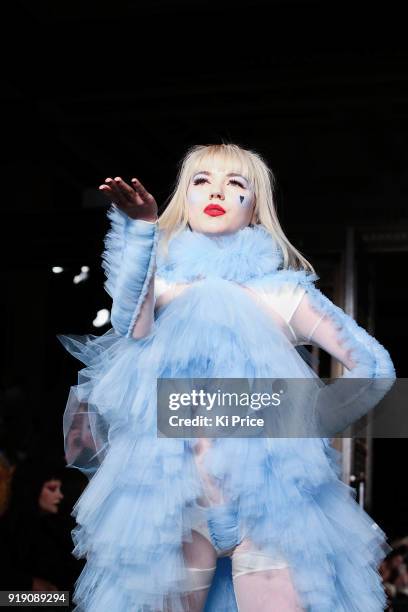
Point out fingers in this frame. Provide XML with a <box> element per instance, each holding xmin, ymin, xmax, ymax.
<box><xmin>99</xmin><ymin>177</ymin><xmax>130</xmax><ymax>207</ymax></box>
<box><xmin>112</xmin><ymin>177</ymin><xmax>139</xmax><ymax>202</ymax></box>
<box><xmin>98</xmin><ymin>176</ymin><xmax>157</xmax><ymax>220</ymax></box>
<box><xmin>99</xmin><ymin>176</ymin><xmax>150</xmax><ymax>207</ymax></box>
<box><xmin>131</xmin><ymin>177</ymin><xmax>155</xmax><ymax>205</ymax></box>
<box><xmin>99</xmin><ymin>178</ymin><xmax>124</xmax><ymax>207</ymax></box>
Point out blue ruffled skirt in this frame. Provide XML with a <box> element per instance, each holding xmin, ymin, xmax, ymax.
<box><xmin>59</xmin><ymin>277</ymin><xmax>390</xmax><ymax>611</ymax></box>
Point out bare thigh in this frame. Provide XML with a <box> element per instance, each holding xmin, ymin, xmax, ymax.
<box><xmin>181</xmin><ymin>529</ymin><xmax>217</xmax><ymax>612</ymax></box>
<box><xmin>232</xmin><ymin>538</ymin><xmax>304</xmax><ymax>612</ymax></box>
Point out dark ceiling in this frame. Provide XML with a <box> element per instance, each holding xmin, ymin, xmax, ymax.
<box><xmin>1</xmin><ymin>0</ymin><xmax>408</xmax><ymax>265</ymax></box>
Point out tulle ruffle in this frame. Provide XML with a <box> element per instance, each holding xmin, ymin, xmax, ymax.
<box><xmin>59</xmin><ymin>276</ymin><xmax>391</xmax><ymax>611</ymax></box>
<box><xmin>156</xmin><ymin>224</ymin><xmax>284</xmax><ymax>283</ymax></box>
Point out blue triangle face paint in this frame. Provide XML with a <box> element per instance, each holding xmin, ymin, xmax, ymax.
<box><xmin>239</xmin><ymin>194</ymin><xmax>251</xmax><ymax>207</ymax></box>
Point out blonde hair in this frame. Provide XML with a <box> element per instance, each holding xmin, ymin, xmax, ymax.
<box><xmin>158</xmin><ymin>143</ymin><xmax>315</xmax><ymax>273</ymax></box>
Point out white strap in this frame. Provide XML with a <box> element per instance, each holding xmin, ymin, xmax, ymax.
<box><xmin>186</xmin><ymin>566</ymin><xmax>217</xmax><ymax>591</ymax></box>
<box><xmin>306</xmin><ymin>313</ymin><xmax>326</xmax><ymax>342</ymax></box>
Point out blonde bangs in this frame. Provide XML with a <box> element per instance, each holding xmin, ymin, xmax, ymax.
<box><xmin>186</xmin><ymin>144</ymin><xmax>257</xmax><ymax>189</ymax></box>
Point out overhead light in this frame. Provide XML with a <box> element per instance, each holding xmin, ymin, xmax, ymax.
<box><xmin>92</xmin><ymin>309</ymin><xmax>110</xmax><ymax>328</ymax></box>
<box><xmin>73</xmin><ymin>266</ymin><xmax>90</xmax><ymax>284</ymax></box>
<box><xmin>52</xmin><ymin>266</ymin><xmax>64</xmax><ymax>273</ymax></box>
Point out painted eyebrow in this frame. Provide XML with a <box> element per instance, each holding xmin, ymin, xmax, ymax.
<box><xmin>192</xmin><ymin>170</ymin><xmax>249</xmax><ymax>182</ymax></box>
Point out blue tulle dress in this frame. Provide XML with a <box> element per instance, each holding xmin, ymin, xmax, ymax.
<box><xmin>59</xmin><ymin>205</ymin><xmax>396</xmax><ymax>612</ymax></box>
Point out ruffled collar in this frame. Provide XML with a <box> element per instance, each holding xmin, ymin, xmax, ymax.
<box><xmin>156</xmin><ymin>224</ymin><xmax>284</xmax><ymax>283</ymax></box>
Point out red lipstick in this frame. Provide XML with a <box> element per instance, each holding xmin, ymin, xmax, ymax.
<box><xmin>204</xmin><ymin>204</ymin><xmax>226</xmax><ymax>216</ymax></box>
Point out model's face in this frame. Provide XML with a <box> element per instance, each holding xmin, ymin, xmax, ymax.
<box><xmin>186</xmin><ymin>165</ymin><xmax>255</xmax><ymax>235</ymax></box>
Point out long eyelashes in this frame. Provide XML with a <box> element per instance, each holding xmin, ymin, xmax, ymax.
<box><xmin>192</xmin><ymin>177</ymin><xmax>246</xmax><ymax>189</ymax></box>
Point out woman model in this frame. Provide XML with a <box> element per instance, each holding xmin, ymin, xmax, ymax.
<box><xmin>60</xmin><ymin>143</ymin><xmax>396</xmax><ymax>611</ymax></box>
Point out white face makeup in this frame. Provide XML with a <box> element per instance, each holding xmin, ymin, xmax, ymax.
<box><xmin>186</xmin><ymin>165</ymin><xmax>256</xmax><ymax>235</ymax></box>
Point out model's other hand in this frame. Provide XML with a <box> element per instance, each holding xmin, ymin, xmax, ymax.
<box><xmin>99</xmin><ymin>176</ymin><xmax>158</xmax><ymax>222</ymax></box>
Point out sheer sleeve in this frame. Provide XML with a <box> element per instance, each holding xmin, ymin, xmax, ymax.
<box><xmin>102</xmin><ymin>204</ymin><xmax>159</xmax><ymax>338</ymax></box>
<box><xmin>290</xmin><ymin>284</ymin><xmax>395</xmax><ymax>378</ymax></box>
<box><xmin>289</xmin><ymin>282</ymin><xmax>396</xmax><ymax>436</ymax></box>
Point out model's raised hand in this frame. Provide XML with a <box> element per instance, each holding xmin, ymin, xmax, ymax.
<box><xmin>99</xmin><ymin>176</ymin><xmax>158</xmax><ymax>222</ymax></box>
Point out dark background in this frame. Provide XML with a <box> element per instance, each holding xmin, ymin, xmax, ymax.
<box><xmin>0</xmin><ymin>0</ymin><xmax>407</xmax><ymax>540</ymax></box>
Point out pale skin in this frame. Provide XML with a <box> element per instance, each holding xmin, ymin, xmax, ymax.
<box><xmin>186</xmin><ymin>167</ymin><xmax>256</xmax><ymax>235</ymax></box>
